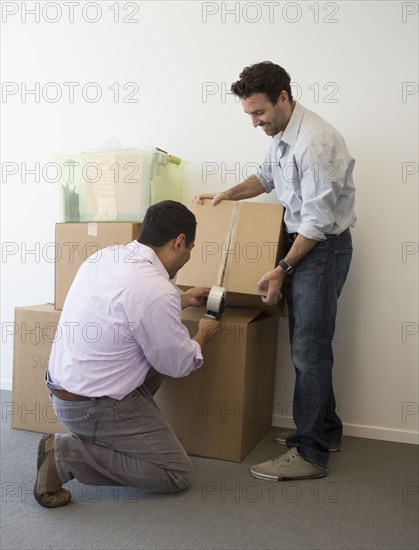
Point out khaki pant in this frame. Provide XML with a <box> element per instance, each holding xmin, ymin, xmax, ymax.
<box><xmin>48</xmin><ymin>370</ymin><xmax>192</xmax><ymax>494</ymax></box>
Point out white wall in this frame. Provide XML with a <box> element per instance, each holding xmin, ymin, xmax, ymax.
<box><xmin>1</xmin><ymin>1</ymin><xmax>418</xmax><ymax>443</ymax></box>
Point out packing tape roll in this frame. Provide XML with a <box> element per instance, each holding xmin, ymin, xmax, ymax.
<box><xmin>205</xmin><ymin>285</ymin><xmax>227</xmax><ymax>320</ymax></box>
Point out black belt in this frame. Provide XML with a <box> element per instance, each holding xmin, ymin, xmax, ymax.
<box><xmin>50</xmin><ymin>387</ymin><xmax>101</xmax><ymax>401</ymax></box>
<box><xmin>288</xmin><ymin>227</ymin><xmax>350</xmax><ymax>242</ymax></box>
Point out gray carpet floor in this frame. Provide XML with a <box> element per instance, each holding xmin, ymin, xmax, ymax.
<box><xmin>1</xmin><ymin>389</ymin><xmax>418</xmax><ymax>550</ymax></box>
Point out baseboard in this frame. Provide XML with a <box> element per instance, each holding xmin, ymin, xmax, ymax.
<box><xmin>272</xmin><ymin>415</ymin><xmax>419</xmax><ymax>445</ymax></box>
<box><xmin>1</xmin><ymin>379</ymin><xmax>12</xmax><ymax>391</ymax></box>
<box><xmin>342</xmin><ymin>422</ymin><xmax>418</xmax><ymax>445</ymax></box>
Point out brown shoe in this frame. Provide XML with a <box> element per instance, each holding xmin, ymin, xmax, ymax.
<box><xmin>34</xmin><ymin>434</ymin><xmax>71</xmax><ymax>508</ymax></box>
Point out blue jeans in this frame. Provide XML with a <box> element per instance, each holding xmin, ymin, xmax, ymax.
<box><xmin>284</xmin><ymin>232</ymin><xmax>353</xmax><ymax>469</ymax></box>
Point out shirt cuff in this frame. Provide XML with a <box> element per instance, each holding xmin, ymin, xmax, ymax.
<box><xmin>297</xmin><ymin>223</ymin><xmax>327</xmax><ymax>241</ymax></box>
<box><xmin>191</xmin><ymin>340</ymin><xmax>204</xmax><ymax>370</ymax></box>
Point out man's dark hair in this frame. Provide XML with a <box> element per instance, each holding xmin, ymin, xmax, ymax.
<box><xmin>231</xmin><ymin>61</ymin><xmax>293</xmax><ymax>105</ymax></box>
<box><xmin>138</xmin><ymin>200</ymin><xmax>196</xmax><ymax>247</ymax></box>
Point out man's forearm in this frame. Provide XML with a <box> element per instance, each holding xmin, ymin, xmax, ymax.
<box><xmin>180</xmin><ymin>294</ymin><xmax>189</xmax><ymax>309</ymax></box>
<box><xmin>284</xmin><ymin>234</ymin><xmax>319</xmax><ymax>267</ymax></box>
<box><xmin>259</xmin><ymin>234</ymin><xmax>319</xmax><ymax>305</ymax></box>
<box><xmin>224</xmin><ymin>175</ymin><xmax>266</xmax><ymax>201</ymax></box>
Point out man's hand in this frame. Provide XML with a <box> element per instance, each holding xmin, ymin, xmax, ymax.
<box><xmin>193</xmin><ymin>318</ymin><xmax>220</xmax><ymax>349</ymax></box>
<box><xmin>193</xmin><ymin>192</ymin><xmax>229</xmax><ymax>206</ymax></box>
<box><xmin>181</xmin><ymin>287</ymin><xmax>210</xmax><ymax>309</ymax></box>
<box><xmin>198</xmin><ymin>318</ymin><xmax>219</xmax><ymax>338</ymax></box>
<box><xmin>193</xmin><ymin>177</ymin><xmax>265</xmax><ymax>206</ymax></box>
<box><xmin>257</xmin><ymin>268</ymin><xmax>286</xmax><ymax>306</ymax></box>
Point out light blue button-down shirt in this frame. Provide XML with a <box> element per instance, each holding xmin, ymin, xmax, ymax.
<box><xmin>256</xmin><ymin>102</ymin><xmax>356</xmax><ymax>241</ymax></box>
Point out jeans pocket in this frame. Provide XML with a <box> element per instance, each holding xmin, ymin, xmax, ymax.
<box><xmin>113</xmin><ymin>391</ymin><xmax>140</xmax><ymax>422</ymax></box>
<box><xmin>53</xmin><ymin>398</ymin><xmax>99</xmax><ymax>423</ymax></box>
<box><xmin>53</xmin><ymin>399</ymin><xmax>114</xmax><ymax>447</ymax></box>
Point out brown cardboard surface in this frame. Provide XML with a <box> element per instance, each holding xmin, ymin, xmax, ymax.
<box><xmin>176</xmin><ymin>200</ymin><xmax>236</xmax><ymax>288</ymax></box>
<box><xmin>223</xmin><ymin>201</ymin><xmax>283</xmax><ymax>293</ymax></box>
<box><xmin>155</xmin><ymin>306</ymin><xmax>278</xmax><ymax>462</ymax></box>
<box><xmin>11</xmin><ymin>304</ymin><xmax>68</xmax><ymax>434</ymax></box>
<box><xmin>176</xmin><ymin>200</ymin><xmax>286</xmax><ymax>309</ymax></box>
<box><xmin>55</xmin><ymin>222</ymin><xmax>141</xmax><ymax>310</ymax></box>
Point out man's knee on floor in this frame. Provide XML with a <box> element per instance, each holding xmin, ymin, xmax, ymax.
<box><xmin>167</xmin><ymin>460</ymin><xmax>192</xmax><ymax>493</ymax></box>
<box><xmin>168</xmin><ymin>472</ymin><xmax>191</xmax><ymax>493</ymax></box>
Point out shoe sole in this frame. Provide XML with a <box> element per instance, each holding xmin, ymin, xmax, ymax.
<box><xmin>34</xmin><ymin>434</ymin><xmax>50</xmax><ymax>502</ymax></box>
<box><xmin>34</xmin><ymin>435</ymin><xmax>71</xmax><ymax>508</ymax></box>
<box><xmin>250</xmin><ymin>468</ymin><xmax>328</xmax><ymax>481</ymax></box>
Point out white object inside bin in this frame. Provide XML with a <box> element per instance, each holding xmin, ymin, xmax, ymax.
<box><xmin>57</xmin><ymin>139</ymin><xmax>184</xmax><ymax>222</ymax></box>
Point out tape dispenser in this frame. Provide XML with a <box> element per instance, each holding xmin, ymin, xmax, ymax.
<box><xmin>205</xmin><ymin>285</ymin><xmax>227</xmax><ymax>320</ymax></box>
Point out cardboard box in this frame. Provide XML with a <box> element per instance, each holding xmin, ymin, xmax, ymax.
<box><xmin>11</xmin><ymin>304</ymin><xmax>68</xmax><ymax>434</ymax></box>
<box><xmin>155</xmin><ymin>306</ymin><xmax>279</xmax><ymax>462</ymax></box>
<box><xmin>55</xmin><ymin>222</ymin><xmax>141</xmax><ymax>310</ymax></box>
<box><xmin>176</xmin><ymin>200</ymin><xmax>286</xmax><ymax>309</ymax></box>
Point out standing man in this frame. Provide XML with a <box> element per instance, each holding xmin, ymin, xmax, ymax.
<box><xmin>34</xmin><ymin>200</ymin><xmax>219</xmax><ymax>508</ymax></box>
<box><xmin>195</xmin><ymin>61</ymin><xmax>355</xmax><ymax>480</ymax></box>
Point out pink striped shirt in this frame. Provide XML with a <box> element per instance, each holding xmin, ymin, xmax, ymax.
<box><xmin>49</xmin><ymin>241</ymin><xmax>203</xmax><ymax>399</ymax></box>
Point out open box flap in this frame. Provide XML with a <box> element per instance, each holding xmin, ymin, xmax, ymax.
<box><xmin>181</xmin><ymin>306</ymin><xmax>267</xmax><ymax>325</ymax></box>
<box><xmin>176</xmin><ymin>200</ymin><xmax>237</xmax><ymax>288</ymax></box>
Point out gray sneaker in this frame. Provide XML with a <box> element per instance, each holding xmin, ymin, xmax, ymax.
<box><xmin>275</xmin><ymin>430</ymin><xmax>342</xmax><ymax>452</ymax></box>
<box><xmin>250</xmin><ymin>447</ymin><xmax>328</xmax><ymax>481</ymax></box>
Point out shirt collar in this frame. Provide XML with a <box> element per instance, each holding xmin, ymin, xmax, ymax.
<box><xmin>275</xmin><ymin>101</ymin><xmax>304</xmax><ymax>149</ymax></box>
<box><xmin>130</xmin><ymin>241</ymin><xmax>169</xmax><ymax>280</ymax></box>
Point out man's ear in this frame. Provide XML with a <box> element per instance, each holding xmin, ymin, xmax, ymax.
<box><xmin>173</xmin><ymin>234</ymin><xmax>186</xmax><ymax>250</ymax></box>
<box><xmin>278</xmin><ymin>90</ymin><xmax>289</xmax><ymax>104</ymax></box>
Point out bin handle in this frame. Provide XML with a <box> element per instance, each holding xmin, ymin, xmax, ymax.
<box><xmin>156</xmin><ymin>147</ymin><xmax>182</xmax><ymax>165</ymax></box>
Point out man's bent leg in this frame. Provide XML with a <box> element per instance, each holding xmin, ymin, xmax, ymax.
<box><xmin>52</xmin><ymin>385</ymin><xmax>191</xmax><ymax>494</ymax></box>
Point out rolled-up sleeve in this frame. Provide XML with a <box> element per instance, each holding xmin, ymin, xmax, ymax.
<box><xmin>298</xmin><ymin>144</ymin><xmax>348</xmax><ymax>241</ymax></box>
<box><xmin>135</xmin><ymin>291</ymin><xmax>204</xmax><ymax>378</ymax></box>
<box><xmin>256</xmin><ymin>148</ymin><xmax>276</xmax><ymax>193</ymax></box>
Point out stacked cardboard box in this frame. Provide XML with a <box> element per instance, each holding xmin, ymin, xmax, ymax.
<box><xmin>176</xmin><ymin>200</ymin><xmax>287</xmax><ymax>311</ymax></box>
<box><xmin>156</xmin><ymin>306</ymin><xmax>279</xmax><ymax>462</ymax></box>
<box><xmin>11</xmin><ymin>304</ymin><xmax>68</xmax><ymax>434</ymax></box>
<box><xmin>54</xmin><ymin>223</ymin><xmax>142</xmax><ymax>310</ymax></box>
<box><xmin>155</xmin><ymin>200</ymin><xmax>286</xmax><ymax>462</ymax></box>
<box><xmin>11</xmin><ymin>223</ymin><xmax>141</xmax><ymax>434</ymax></box>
